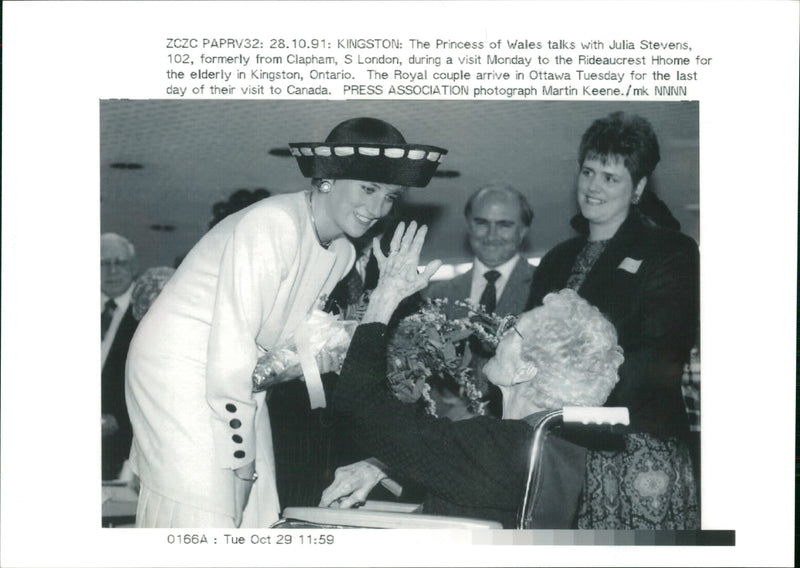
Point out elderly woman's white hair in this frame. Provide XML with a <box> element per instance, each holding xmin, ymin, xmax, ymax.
<box><xmin>484</xmin><ymin>288</ymin><xmax>624</xmax><ymax>419</ymax></box>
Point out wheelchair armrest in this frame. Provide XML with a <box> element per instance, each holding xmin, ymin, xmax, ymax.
<box><xmin>562</xmin><ymin>406</ymin><xmax>629</xmax><ymax>426</ymax></box>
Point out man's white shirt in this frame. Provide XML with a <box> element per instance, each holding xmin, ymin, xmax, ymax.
<box><xmin>468</xmin><ymin>255</ymin><xmax>520</xmax><ymax>307</ymax></box>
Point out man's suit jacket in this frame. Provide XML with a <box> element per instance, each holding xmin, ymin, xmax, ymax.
<box><xmin>101</xmin><ymin>305</ymin><xmax>138</xmax><ymax>479</ymax></box>
<box><xmin>526</xmin><ymin>210</ymin><xmax>699</xmax><ymax>437</ymax></box>
<box><xmin>424</xmin><ymin>257</ymin><xmax>535</xmax><ymax>317</ymax></box>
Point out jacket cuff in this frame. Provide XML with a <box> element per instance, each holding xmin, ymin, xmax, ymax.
<box><xmin>209</xmin><ymin>399</ymin><xmax>256</xmax><ymax>469</ymax></box>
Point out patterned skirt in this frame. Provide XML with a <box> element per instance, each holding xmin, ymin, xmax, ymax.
<box><xmin>576</xmin><ymin>433</ymin><xmax>699</xmax><ymax>529</ymax></box>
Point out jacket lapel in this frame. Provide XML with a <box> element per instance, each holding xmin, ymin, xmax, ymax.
<box><xmin>578</xmin><ymin>211</ymin><xmax>647</xmax><ymax>304</ymax></box>
<box><xmin>548</xmin><ymin>241</ymin><xmax>583</xmax><ymax>294</ymax></box>
<box><xmin>497</xmin><ymin>258</ymin><xmax>534</xmax><ymax>316</ymax></box>
<box><xmin>104</xmin><ymin>306</ymin><xmax>137</xmax><ymax>372</ymax></box>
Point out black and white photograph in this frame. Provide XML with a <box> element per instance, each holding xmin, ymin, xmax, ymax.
<box><xmin>2</xmin><ymin>2</ymin><xmax>797</xmax><ymax>567</ymax></box>
<box><xmin>98</xmin><ymin>100</ymin><xmax>701</xmax><ymax>530</ymax></box>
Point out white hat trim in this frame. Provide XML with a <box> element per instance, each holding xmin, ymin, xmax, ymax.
<box><xmin>384</xmin><ymin>148</ymin><xmax>405</xmax><ymax>158</ymax></box>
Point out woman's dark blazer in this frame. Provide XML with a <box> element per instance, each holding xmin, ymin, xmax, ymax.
<box><xmin>526</xmin><ymin>210</ymin><xmax>700</xmax><ymax>438</ymax></box>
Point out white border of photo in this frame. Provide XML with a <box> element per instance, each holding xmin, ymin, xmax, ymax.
<box><xmin>1</xmin><ymin>1</ymin><xmax>797</xmax><ymax>567</ymax></box>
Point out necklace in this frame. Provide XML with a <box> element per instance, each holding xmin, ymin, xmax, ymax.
<box><xmin>305</xmin><ymin>191</ymin><xmax>331</xmax><ymax>248</ymax></box>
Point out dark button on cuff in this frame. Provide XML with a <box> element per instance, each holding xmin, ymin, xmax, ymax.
<box><xmin>232</xmin><ymin>434</ymin><xmax>243</xmax><ymax>443</ymax></box>
<box><xmin>225</xmin><ymin>403</ymin><xmax>237</xmax><ymax>413</ymax></box>
<box><xmin>229</xmin><ymin>419</ymin><xmax>242</xmax><ymax>429</ymax></box>
<box><xmin>233</xmin><ymin>450</ymin><xmax>245</xmax><ymax>459</ymax></box>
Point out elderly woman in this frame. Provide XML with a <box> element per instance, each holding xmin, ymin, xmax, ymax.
<box><xmin>526</xmin><ymin>111</ymin><xmax>700</xmax><ymax>529</ymax></box>
<box><xmin>322</xmin><ymin>222</ymin><xmax>624</xmax><ymax>528</ymax></box>
<box><xmin>125</xmin><ymin>117</ymin><xmax>446</xmax><ymax>528</ymax></box>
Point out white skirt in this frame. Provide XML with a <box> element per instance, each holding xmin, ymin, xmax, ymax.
<box><xmin>135</xmin><ymin>484</ymin><xmax>236</xmax><ymax>528</ymax></box>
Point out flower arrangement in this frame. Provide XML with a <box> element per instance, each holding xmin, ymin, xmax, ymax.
<box><xmin>385</xmin><ymin>298</ymin><xmax>517</xmax><ymax>416</ymax></box>
<box><xmin>252</xmin><ymin>296</ymin><xmax>357</xmax><ymax>393</ymax></box>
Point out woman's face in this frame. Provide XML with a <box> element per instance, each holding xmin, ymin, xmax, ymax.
<box><xmin>483</xmin><ymin>327</ymin><xmax>536</xmax><ymax>387</ymax></box>
<box><xmin>326</xmin><ymin>179</ymin><xmax>404</xmax><ymax>238</ymax></box>
<box><xmin>577</xmin><ymin>155</ymin><xmax>645</xmax><ymax>239</ymax></box>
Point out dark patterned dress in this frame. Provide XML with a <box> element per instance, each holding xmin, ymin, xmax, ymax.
<box><xmin>566</xmin><ymin>239</ymin><xmax>699</xmax><ymax>530</ymax></box>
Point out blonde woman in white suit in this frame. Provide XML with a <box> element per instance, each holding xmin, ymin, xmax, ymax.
<box><xmin>125</xmin><ymin>118</ymin><xmax>447</xmax><ymax>528</ymax></box>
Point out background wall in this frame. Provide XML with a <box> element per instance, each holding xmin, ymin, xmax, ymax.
<box><xmin>100</xmin><ymin>100</ymin><xmax>699</xmax><ymax>269</ymax></box>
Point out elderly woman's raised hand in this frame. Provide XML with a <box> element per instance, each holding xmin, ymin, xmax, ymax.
<box><xmin>362</xmin><ymin>221</ymin><xmax>441</xmax><ymax>324</ymax></box>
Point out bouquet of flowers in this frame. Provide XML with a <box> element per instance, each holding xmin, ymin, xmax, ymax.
<box><xmin>385</xmin><ymin>298</ymin><xmax>517</xmax><ymax>416</ymax></box>
<box><xmin>252</xmin><ymin>296</ymin><xmax>357</xmax><ymax>397</ymax></box>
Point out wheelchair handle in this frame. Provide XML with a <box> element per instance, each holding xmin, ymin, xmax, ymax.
<box><xmin>562</xmin><ymin>406</ymin><xmax>629</xmax><ymax>426</ymax></box>
<box><xmin>516</xmin><ymin>406</ymin><xmax>630</xmax><ymax>528</ymax></box>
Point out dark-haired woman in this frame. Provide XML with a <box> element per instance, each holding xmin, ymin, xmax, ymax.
<box><xmin>526</xmin><ymin>111</ymin><xmax>700</xmax><ymax>529</ymax></box>
<box><xmin>126</xmin><ymin>117</ymin><xmax>446</xmax><ymax>528</ymax></box>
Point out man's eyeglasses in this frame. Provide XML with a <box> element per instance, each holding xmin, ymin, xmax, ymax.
<box><xmin>101</xmin><ymin>259</ymin><xmax>132</xmax><ymax>269</ymax></box>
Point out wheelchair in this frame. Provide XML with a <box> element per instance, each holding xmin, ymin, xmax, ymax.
<box><xmin>272</xmin><ymin>407</ymin><xmax>629</xmax><ymax>529</ymax></box>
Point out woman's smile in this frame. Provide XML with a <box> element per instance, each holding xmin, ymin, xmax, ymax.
<box><xmin>315</xmin><ymin>179</ymin><xmax>405</xmax><ymax>241</ymax></box>
<box><xmin>577</xmin><ymin>155</ymin><xmax>645</xmax><ymax>240</ymax></box>
<box><xmin>353</xmin><ymin>212</ymin><xmax>376</xmax><ymax>226</ymax></box>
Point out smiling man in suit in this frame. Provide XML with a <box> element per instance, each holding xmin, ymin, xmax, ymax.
<box><xmin>425</xmin><ymin>183</ymin><xmax>535</xmax><ymax>318</ymax></box>
<box><xmin>423</xmin><ymin>184</ymin><xmax>534</xmax><ymax>419</ymax></box>
<box><xmin>100</xmin><ymin>232</ymin><xmax>139</xmax><ymax>480</ymax></box>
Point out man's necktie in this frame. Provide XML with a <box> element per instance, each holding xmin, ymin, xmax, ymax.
<box><xmin>478</xmin><ymin>270</ymin><xmax>501</xmax><ymax>313</ymax></box>
<box><xmin>101</xmin><ymin>298</ymin><xmax>117</xmax><ymax>340</ymax></box>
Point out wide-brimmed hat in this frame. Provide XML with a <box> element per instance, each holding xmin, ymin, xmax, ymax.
<box><xmin>289</xmin><ymin>117</ymin><xmax>447</xmax><ymax>187</ymax></box>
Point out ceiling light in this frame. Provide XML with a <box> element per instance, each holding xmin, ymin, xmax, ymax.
<box><xmin>268</xmin><ymin>148</ymin><xmax>292</xmax><ymax>157</ymax></box>
<box><xmin>432</xmin><ymin>169</ymin><xmax>460</xmax><ymax>178</ymax></box>
<box><xmin>110</xmin><ymin>162</ymin><xmax>144</xmax><ymax>170</ymax></box>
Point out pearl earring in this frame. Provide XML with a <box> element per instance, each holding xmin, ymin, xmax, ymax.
<box><xmin>631</xmin><ymin>194</ymin><xmax>641</xmax><ymax>205</ymax></box>
<box><xmin>319</xmin><ymin>181</ymin><xmax>332</xmax><ymax>193</ymax></box>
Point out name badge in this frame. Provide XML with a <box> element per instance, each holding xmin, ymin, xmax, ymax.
<box><xmin>618</xmin><ymin>257</ymin><xmax>642</xmax><ymax>274</ymax></box>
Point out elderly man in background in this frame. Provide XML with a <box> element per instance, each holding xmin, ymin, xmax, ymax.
<box><xmin>423</xmin><ymin>184</ymin><xmax>535</xmax><ymax>418</ymax></box>
<box><xmin>100</xmin><ymin>232</ymin><xmax>139</xmax><ymax>480</ymax></box>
